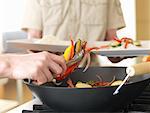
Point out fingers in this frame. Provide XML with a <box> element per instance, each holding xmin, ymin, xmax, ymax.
<box><xmin>31</xmin><ymin>51</ymin><xmax>67</xmax><ymax>73</ymax></box>
<box><xmin>10</xmin><ymin>51</ymin><xmax>66</xmax><ymax>85</ymax></box>
<box><xmin>33</xmin><ymin>52</ymin><xmax>66</xmax><ymax>85</ymax></box>
<box><xmin>48</xmin><ymin>59</ymin><xmax>63</xmax><ymax>75</ymax></box>
<box><xmin>36</xmin><ymin>58</ymin><xmax>63</xmax><ymax>84</ymax></box>
<box><xmin>36</xmin><ymin>51</ymin><xmax>66</xmax><ymax>74</ymax></box>
<box><xmin>37</xmin><ymin>71</ymin><xmax>48</xmax><ymax>85</ymax></box>
<box><xmin>31</xmin><ymin>69</ymin><xmax>48</xmax><ymax>85</ymax></box>
<box><xmin>42</xmin><ymin>67</ymin><xmax>54</xmax><ymax>82</ymax></box>
<box><xmin>49</xmin><ymin>53</ymin><xmax>67</xmax><ymax>73</ymax></box>
<box><xmin>31</xmin><ymin>62</ymin><xmax>54</xmax><ymax>85</ymax></box>
<box><xmin>24</xmin><ymin>51</ymin><xmax>67</xmax><ymax>85</ymax></box>
<box><xmin>32</xmin><ymin>68</ymin><xmax>54</xmax><ymax>85</ymax></box>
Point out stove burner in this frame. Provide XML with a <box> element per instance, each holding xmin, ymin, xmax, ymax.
<box><xmin>128</xmin><ymin>84</ymin><xmax>150</xmax><ymax>112</ymax></box>
<box><xmin>22</xmin><ymin>104</ymin><xmax>55</xmax><ymax>113</ymax></box>
<box><xmin>22</xmin><ymin>84</ymin><xmax>150</xmax><ymax>113</ymax></box>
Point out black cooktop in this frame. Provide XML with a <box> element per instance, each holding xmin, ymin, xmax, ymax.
<box><xmin>22</xmin><ymin>84</ymin><xmax>150</xmax><ymax>113</ymax></box>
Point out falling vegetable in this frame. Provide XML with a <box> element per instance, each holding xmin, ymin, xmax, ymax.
<box><xmin>83</xmin><ymin>52</ymin><xmax>91</xmax><ymax>72</ymax></box>
<box><xmin>55</xmin><ymin>37</ymin><xmax>142</xmax><ymax>83</ymax></box>
<box><xmin>56</xmin><ymin>39</ymin><xmax>86</xmax><ymax>81</ymax></box>
<box><xmin>64</xmin><ymin>46</ymin><xmax>73</xmax><ymax>61</ymax></box>
<box><xmin>63</xmin><ymin>39</ymin><xmax>74</xmax><ymax>61</ymax></box>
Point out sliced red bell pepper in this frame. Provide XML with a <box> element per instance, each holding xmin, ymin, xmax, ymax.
<box><xmin>124</xmin><ymin>40</ymin><xmax>129</xmax><ymax>49</ymax></box>
<box><xmin>113</xmin><ymin>36</ymin><xmax>122</xmax><ymax>43</ymax></box>
<box><xmin>92</xmin><ymin>82</ymin><xmax>111</xmax><ymax>87</ymax></box>
<box><xmin>99</xmin><ymin>45</ymin><xmax>110</xmax><ymax>49</ymax></box>
<box><xmin>67</xmin><ymin>78</ymin><xmax>75</xmax><ymax>88</ymax></box>
<box><xmin>69</xmin><ymin>39</ymin><xmax>75</xmax><ymax>60</ymax></box>
<box><xmin>86</xmin><ymin>47</ymin><xmax>100</xmax><ymax>52</ymax></box>
<box><xmin>86</xmin><ymin>45</ymin><xmax>109</xmax><ymax>52</ymax></box>
<box><xmin>121</xmin><ymin>37</ymin><xmax>133</xmax><ymax>43</ymax></box>
<box><xmin>56</xmin><ymin>62</ymin><xmax>80</xmax><ymax>81</ymax></box>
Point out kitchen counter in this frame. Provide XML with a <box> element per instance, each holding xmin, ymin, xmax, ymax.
<box><xmin>0</xmin><ymin>99</ymin><xmax>18</xmax><ymax>113</ymax></box>
<box><xmin>6</xmin><ymin>95</ymin><xmax>150</xmax><ymax>113</ymax></box>
<box><xmin>6</xmin><ymin>98</ymin><xmax>42</xmax><ymax>113</ymax></box>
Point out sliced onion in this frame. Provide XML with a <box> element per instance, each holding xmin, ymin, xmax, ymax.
<box><xmin>79</xmin><ymin>53</ymin><xmax>88</xmax><ymax>67</ymax></box>
<box><xmin>67</xmin><ymin>78</ymin><xmax>74</xmax><ymax>88</ymax></box>
<box><xmin>83</xmin><ymin>52</ymin><xmax>91</xmax><ymax>72</ymax></box>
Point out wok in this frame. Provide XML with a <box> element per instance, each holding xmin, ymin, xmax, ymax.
<box><xmin>24</xmin><ymin>66</ymin><xmax>150</xmax><ymax>112</ymax></box>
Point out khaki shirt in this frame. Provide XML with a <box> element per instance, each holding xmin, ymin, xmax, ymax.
<box><xmin>22</xmin><ymin>0</ymin><xmax>125</xmax><ymax>41</ymax></box>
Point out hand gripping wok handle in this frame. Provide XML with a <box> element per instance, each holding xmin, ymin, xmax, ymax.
<box><xmin>126</xmin><ymin>62</ymin><xmax>150</xmax><ymax>76</ymax></box>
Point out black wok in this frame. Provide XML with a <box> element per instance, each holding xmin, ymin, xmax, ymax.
<box><xmin>24</xmin><ymin>67</ymin><xmax>150</xmax><ymax>112</ymax></box>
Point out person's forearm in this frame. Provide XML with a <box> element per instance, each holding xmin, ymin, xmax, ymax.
<box><xmin>0</xmin><ymin>54</ymin><xmax>11</xmax><ymax>78</ymax></box>
<box><xmin>105</xmin><ymin>29</ymin><xmax>117</xmax><ymax>41</ymax></box>
<box><xmin>105</xmin><ymin>29</ymin><xmax>124</xmax><ymax>63</ymax></box>
<box><xmin>28</xmin><ymin>29</ymin><xmax>42</xmax><ymax>39</ymax></box>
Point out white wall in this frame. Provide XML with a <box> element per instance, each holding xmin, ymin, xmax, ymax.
<box><xmin>0</xmin><ymin>0</ymin><xmax>25</xmax><ymax>52</ymax></box>
<box><xmin>117</xmin><ymin>0</ymin><xmax>136</xmax><ymax>40</ymax></box>
<box><xmin>0</xmin><ymin>0</ymin><xmax>136</xmax><ymax>36</ymax></box>
<box><xmin>0</xmin><ymin>0</ymin><xmax>24</xmax><ymax>32</ymax></box>
<box><xmin>100</xmin><ymin>0</ymin><xmax>136</xmax><ymax>66</ymax></box>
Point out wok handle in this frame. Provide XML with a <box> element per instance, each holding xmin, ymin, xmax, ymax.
<box><xmin>126</xmin><ymin>62</ymin><xmax>150</xmax><ymax>76</ymax></box>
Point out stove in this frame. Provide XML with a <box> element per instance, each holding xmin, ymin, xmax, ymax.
<box><xmin>127</xmin><ymin>84</ymin><xmax>150</xmax><ymax>112</ymax></box>
<box><xmin>7</xmin><ymin>84</ymin><xmax>150</xmax><ymax>113</ymax></box>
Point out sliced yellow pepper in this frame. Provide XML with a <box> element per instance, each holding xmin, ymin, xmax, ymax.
<box><xmin>74</xmin><ymin>39</ymin><xmax>82</xmax><ymax>54</ymax></box>
<box><xmin>64</xmin><ymin>46</ymin><xmax>72</xmax><ymax>61</ymax></box>
<box><xmin>63</xmin><ymin>39</ymin><xmax>75</xmax><ymax>61</ymax></box>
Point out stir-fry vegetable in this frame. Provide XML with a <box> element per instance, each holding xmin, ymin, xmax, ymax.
<box><xmin>56</xmin><ymin>39</ymin><xmax>104</xmax><ymax>81</ymax></box>
<box><xmin>110</xmin><ymin>41</ymin><xmax>122</xmax><ymax>48</ymax></box>
<box><xmin>143</xmin><ymin>56</ymin><xmax>150</xmax><ymax>62</ymax></box>
<box><xmin>55</xmin><ymin>37</ymin><xmax>141</xmax><ymax>83</ymax></box>
<box><xmin>76</xmin><ymin>82</ymin><xmax>92</xmax><ymax>88</ymax></box>
<box><xmin>56</xmin><ymin>39</ymin><xmax>85</xmax><ymax>81</ymax></box>
<box><xmin>63</xmin><ymin>39</ymin><xmax>74</xmax><ymax>61</ymax></box>
<box><xmin>111</xmin><ymin>36</ymin><xmax>141</xmax><ymax>49</ymax></box>
<box><xmin>87</xmin><ymin>76</ymin><xmax>116</xmax><ymax>87</ymax></box>
<box><xmin>67</xmin><ymin>78</ymin><xmax>75</xmax><ymax>88</ymax></box>
<box><xmin>111</xmin><ymin>80</ymin><xmax>123</xmax><ymax>86</ymax></box>
<box><xmin>133</xmin><ymin>41</ymin><xmax>141</xmax><ymax>46</ymax></box>
<box><xmin>66</xmin><ymin>75</ymin><xmax>123</xmax><ymax>88</ymax></box>
<box><xmin>67</xmin><ymin>79</ymin><xmax>123</xmax><ymax>88</ymax></box>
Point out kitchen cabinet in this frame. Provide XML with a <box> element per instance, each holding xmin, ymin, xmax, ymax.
<box><xmin>136</xmin><ymin>0</ymin><xmax>150</xmax><ymax>40</ymax></box>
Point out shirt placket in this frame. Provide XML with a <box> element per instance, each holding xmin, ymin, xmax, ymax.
<box><xmin>69</xmin><ymin>0</ymin><xmax>80</xmax><ymax>38</ymax></box>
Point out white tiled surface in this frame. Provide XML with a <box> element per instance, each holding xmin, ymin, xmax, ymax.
<box><xmin>0</xmin><ymin>78</ymin><xmax>8</xmax><ymax>86</ymax></box>
<box><xmin>0</xmin><ymin>99</ymin><xmax>18</xmax><ymax>113</ymax></box>
<box><xmin>6</xmin><ymin>98</ymin><xmax>42</xmax><ymax>113</ymax></box>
